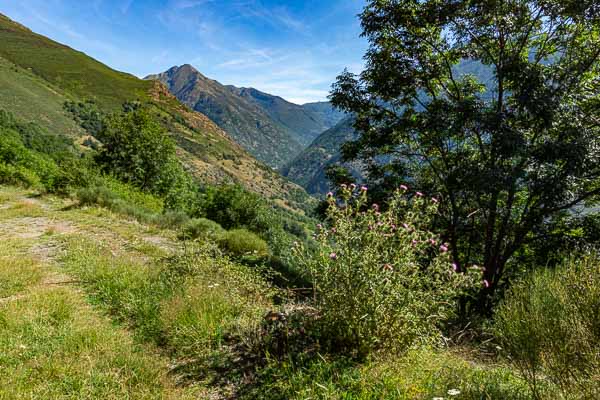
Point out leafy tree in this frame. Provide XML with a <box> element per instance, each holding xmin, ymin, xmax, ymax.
<box><xmin>95</xmin><ymin>108</ymin><xmax>178</xmax><ymax>194</ymax></box>
<box><xmin>331</xmin><ymin>0</ymin><xmax>600</xmax><ymax>308</ymax></box>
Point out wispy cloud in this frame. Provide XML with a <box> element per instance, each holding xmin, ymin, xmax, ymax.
<box><xmin>120</xmin><ymin>0</ymin><xmax>134</xmax><ymax>14</ymax></box>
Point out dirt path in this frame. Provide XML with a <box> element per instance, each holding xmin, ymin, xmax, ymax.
<box><xmin>0</xmin><ymin>187</ymin><xmax>205</xmax><ymax>399</ymax></box>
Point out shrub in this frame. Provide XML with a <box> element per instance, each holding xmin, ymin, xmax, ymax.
<box><xmin>0</xmin><ymin>163</ymin><xmax>41</xmax><ymax>188</ymax></box>
<box><xmin>494</xmin><ymin>256</ymin><xmax>600</xmax><ymax>399</ymax></box>
<box><xmin>218</xmin><ymin>229</ymin><xmax>269</xmax><ymax>258</ymax></box>
<box><xmin>200</xmin><ymin>185</ymin><xmax>269</xmax><ymax>231</ymax></box>
<box><xmin>94</xmin><ymin>108</ymin><xmax>179</xmax><ymax>195</ymax></box>
<box><xmin>179</xmin><ymin>218</ymin><xmax>225</xmax><ymax>241</ymax></box>
<box><xmin>293</xmin><ymin>186</ymin><xmax>480</xmax><ymax>356</ymax></box>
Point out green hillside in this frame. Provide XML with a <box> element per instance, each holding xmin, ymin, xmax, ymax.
<box><xmin>0</xmin><ymin>13</ymin><xmax>311</xmax><ymax>210</ymax></box>
<box><xmin>0</xmin><ymin>14</ymin><xmax>150</xmax><ymax>111</ymax></box>
<box><xmin>0</xmin><ymin>56</ymin><xmax>83</xmax><ymax>137</ymax></box>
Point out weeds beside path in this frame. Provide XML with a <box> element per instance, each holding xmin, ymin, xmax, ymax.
<box><xmin>0</xmin><ymin>187</ymin><xmax>209</xmax><ymax>399</ymax></box>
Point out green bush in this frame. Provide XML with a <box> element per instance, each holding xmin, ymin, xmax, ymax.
<box><xmin>293</xmin><ymin>187</ymin><xmax>480</xmax><ymax>356</ymax></box>
<box><xmin>494</xmin><ymin>256</ymin><xmax>600</xmax><ymax>399</ymax></box>
<box><xmin>0</xmin><ymin>162</ymin><xmax>41</xmax><ymax>188</ymax></box>
<box><xmin>179</xmin><ymin>218</ymin><xmax>225</xmax><ymax>241</ymax></box>
<box><xmin>94</xmin><ymin>108</ymin><xmax>180</xmax><ymax>195</ymax></box>
<box><xmin>218</xmin><ymin>229</ymin><xmax>269</xmax><ymax>258</ymax></box>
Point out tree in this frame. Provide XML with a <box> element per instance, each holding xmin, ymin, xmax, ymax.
<box><xmin>95</xmin><ymin>108</ymin><xmax>177</xmax><ymax>194</ymax></box>
<box><xmin>330</xmin><ymin>0</ymin><xmax>600</xmax><ymax>309</ymax></box>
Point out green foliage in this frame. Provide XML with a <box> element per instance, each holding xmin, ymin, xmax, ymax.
<box><xmin>63</xmin><ymin>100</ymin><xmax>105</xmax><ymax>136</ymax></box>
<box><xmin>293</xmin><ymin>187</ymin><xmax>480</xmax><ymax>356</ymax></box>
<box><xmin>218</xmin><ymin>229</ymin><xmax>270</xmax><ymax>258</ymax></box>
<box><xmin>200</xmin><ymin>185</ymin><xmax>266</xmax><ymax>230</ymax></box>
<box><xmin>0</xmin><ymin>162</ymin><xmax>41</xmax><ymax>188</ymax></box>
<box><xmin>246</xmin><ymin>348</ymin><xmax>532</xmax><ymax>400</ymax></box>
<box><xmin>95</xmin><ymin>108</ymin><xmax>180</xmax><ymax>194</ymax></box>
<box><xmin>179</xmin><ymin>218</ymin><xmax>225</xmax><ymax>241</ymax></box>
<box><xmin>494</xmin><ymin>256</ymin><xmax>600</xmax><ymax>399</ymax></box>
<box><xmin>330</xmin><ymin>0</ymin><xmax>600</xmax><ymax>307</ymax></box>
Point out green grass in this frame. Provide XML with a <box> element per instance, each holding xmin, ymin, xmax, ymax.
<box><xmin>0</xmin><ymin>239</ymin><xmax>42</xmax><ymax>298</ymax></box>
<box><xmin>0</xmin><ymin>57</ymin><xmax>83</xmax><ymax>137</ymax></box>
<box><xmin>0</xmin><ymin>289</ymin><xmax>192</xmax><ymax>399</ymax></box>
<box><xmin>244</xmin><ymin>348</ymin><xmax>533</xmax><ymax>400</ymax></box>
<box><xmin>0</xmin><ymin>186</ymin><xmax>540</xmax><ymax>398</ymax></box>
<box><xmin>0</xmin><ymin>14</ymin><xmax>151</xmax><ymax>111</ymax></box>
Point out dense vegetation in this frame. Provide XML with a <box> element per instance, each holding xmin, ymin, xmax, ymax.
<box><xmin>1</xmin><ymin>1</ymin><xmax>600</xmax><ymax>398</ymax></box>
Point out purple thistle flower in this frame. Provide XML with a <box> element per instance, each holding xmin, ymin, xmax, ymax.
<box><xmin>400</xmin><ymin>184</ymin><xmax>408</xmax><ymax>191</ymax></box>
<box><xmin>350</xmin><ymin>183</ymin><xmax>357</xmax><ymax>190</ymax></box>
<box><xmin>483</xmin><ymin>279</ymin><xmax>490</xmax><ymax>288</ymax></box>
<box><xmin>416</xmin><ymin>191</ymin><xmax>424</xmax><ymax>197</ymax></box>
<box><xmin>330</xmin><ymin>252</ymin><xmax>338</xmax><ymax>260</ymax></box>
<box><xmin>403</xmin><ymin>223</ymin><xmax>410</xmax><ymax>230</ymax></box>
<box><xmin>430</xmin><ymin>238</ymin><xmax>437</xmax><ymax>245</ymax></box>
<box><xmin>361</xmin><ymin>186</ymin><xmax>368</xmax><ymax>192</ymax></box>
<box><xmin>452</xmin><ymin>263</ymin><xmax>458</xmax><ymax>272</ymax></box>
<box><xmin>440</xmin><ymin>244</ymin><xmax>448</xmax><ymax>253</ymax></box>
<box><xmin>431</xmin><ymin>197</ymin><xmax>439</xmax><ymax>203</ymax></box>
<box><xmin>372</xmin><ymin>203</ymin><xmax>379</xmax><ymax>211</ymax></box>
<box><xmin>327</xmin><ymin>191</ymin><xmax>334</xmax><ymax>198</ymax></box>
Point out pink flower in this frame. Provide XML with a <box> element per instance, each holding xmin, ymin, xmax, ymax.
<box><xmin>382</xmin><ymin>263</ymin><xmax>394</xmax><ymax>272</ymax></box>
<box><xmin>330</xmin><ymin>252</ymin><xmax>338</xmax><ymax>260</ymax></box>
<box><xmin>372</xmin><ymin>203</ymin><xmax>379</xmax><ymax>211</ymax></box>
<box><xmin>440</xmin><ymin>245</ymin><xmax>448</xmax><ymax>253</ymax></box>
<box><xmin>341</xmin><ymin>184</ymin><xmax>347</xmax><ymax>189</ymax></box>
<box><xmin>317</xmin><ymin>224</ymin><xmax>323</xmax><ymax>230</ymax></box>
<box><xmin>431</xmin><ymin>197</ymin><xmax>439</xmax><ymax>203</ymax></box>
<box><xmin>452</xmin><ymin>263</ymin><xmax>458</xmax><ymax>272</ymax></box>
<box><xmin>483</xmin><ymin>279</ymin><xmax>490</xmax><ymax>288</ymax></box>
<box><xmin>403</xmin><ymin>223</ymin><xmax>410</xmax><ymax>230</ymax></box>
<box><xmin>350</xmin><ymin>183</ymin><xmax>357</xmax><ymax>190</ymax></box>
<box><xmin>429</xmin><ymin>238</ymin><xmax>437</xmax><ymax>245</ymax></box>
<box><xmin>327</xmin><ymin>191</ymin><xmax>334</xmax><ymax>198</ymax></box>
<box><xmin>400</xmin><ymin>184</ymin><xmax>408</xmax><ymax>191</ymax></box>
<box><xmin>412</xmin><ymin>239</ymin><xmax>418</xmax><ymax>246</ymax></box>
<box><xmin>416</xmin><ymin>191</ymin><xmax>424</xmax><ymax>197</ymax></box>
<box><xmin>331</xmin><ymin>228</ymin><xmax>337</xmax><ymax>234</ymax></box>
<box><xmin>360</xmin><ymin>186</ymin><xmax>368</xmax><ymax>192</ymax></box>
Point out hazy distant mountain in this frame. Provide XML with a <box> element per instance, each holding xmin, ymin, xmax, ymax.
<box><xmin>232</xmin><ymin>88</ymin><xmax>345</xmax><ymax>146</ymax></box>
<box><xmin>282</xmin><ymin>117</ymin><xmax>363</xmax><ymax>194</ymax></box>
<box><xmin>146</xmin><ymin>65</ymin><xmax>345</xmax><ymax>168</ymax></box>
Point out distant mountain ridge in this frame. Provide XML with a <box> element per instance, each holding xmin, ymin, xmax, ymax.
<box><xmin>146</xmin><ymin>65</ymin><xmax>345</xmax><ymax>167</ymax></box>
<box><xmin>282</xmin><ymin>117</ymin><xmax>364</xmax><ymax>194</ymax></box>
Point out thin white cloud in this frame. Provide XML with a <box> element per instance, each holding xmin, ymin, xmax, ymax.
<box><xmin>121</xmin><ymin>0</ymin><xmax>134</xmax><ymax>14</ymax></box>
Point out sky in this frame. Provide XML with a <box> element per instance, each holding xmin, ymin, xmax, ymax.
<box><xmin>1</xmin><ymin>0</ymin><xmax>368</xmax><ymax>104</ymax></box>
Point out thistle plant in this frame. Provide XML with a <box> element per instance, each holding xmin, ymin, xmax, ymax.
<box><xmin>293</xmin><ymin>185</ymin><xmax>481</xmax><ymax>355</ymax></box>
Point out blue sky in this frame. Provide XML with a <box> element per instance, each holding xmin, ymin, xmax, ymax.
<box><xmin>1</xmin><ymin>0</ymin><xmax>367</xmax><ymax>104</ymax></box>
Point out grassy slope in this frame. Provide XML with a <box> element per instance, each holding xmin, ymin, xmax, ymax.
<box><xmin>0</xmin><ymin>14</ymin><xmax>150</xmax><ymax>111</ymax></box>
<box><xmin>0</xmin><ymin>13</ymin><xmax>312</xmax><ymax>211</ymax></box>
<box><xmin>0</xmin><ymin>56</ymin><xmax>84</xmax><ymax>138</ymax></box>
<box><xmin>0</xmin><ymin>186</ymin><xmax>535</xmax><ymax>399</ymax></box>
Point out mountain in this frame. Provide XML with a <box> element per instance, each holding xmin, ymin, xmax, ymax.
<box><xmin>146</xmin><ymin>65</ymin><xmax>346</xmax><ymax>167</ymax></box>
<box><xmin>232</xmin><ymin>87</ymin><xmax>346</xmax><ymax>146</ymax></box>
<box><xmin>0</xmin><ymin>13</ymin><xmax>311</xmax><ymax>210</ymax></box>
<box><xmin>282</xmin><ymin>117</ymin><xmax>363</xmax><ymax>194</ymax></box>
<box><xmin>145</xmin><ymin>65</ymin><xmax>302</xmax><ymax>168</ymax></box>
